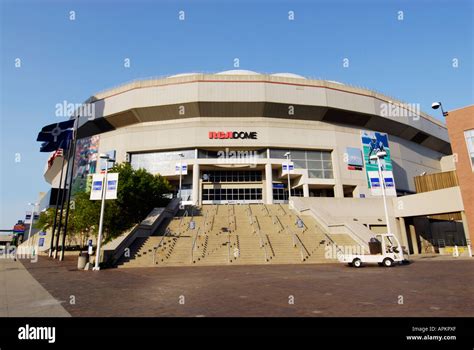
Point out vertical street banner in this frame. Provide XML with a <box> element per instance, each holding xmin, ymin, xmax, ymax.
<box><xmin>72</xmin><ymin>135</ymin><xmax>100</xmax><ymax>195</ymax></box>
<box><xmin>282</xmin><ymin>162</ymin><xmax>294</xmax><ymax>175</ymax></box>
<box><xmin>175</xmin><ymin>163</ymin><xmax>188</xmax><ymax>175</ymax></box>
<box><xmin>89</xmin><ymin>173</ymin><xmax>119</xmax><ymax>200</ymax></box>
<box><xmin>25</xmin><ymin>212</ymin><xmax>32</xmax><ymax>224</ymax></box>
<box><xmin>360</xmin><ymin>131</ymin><xmax>397</xmax><ymax>196</ymax></box>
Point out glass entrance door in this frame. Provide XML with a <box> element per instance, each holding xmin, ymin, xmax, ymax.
<box><xmin>201</xmin><ymin>170</ymin><xmax>263</xmax><ymax>204</ymax></box>
<box><xmin>202</xmin><ymin>188</ymin><xmax>262</xmax><ymax>203</ymax></box>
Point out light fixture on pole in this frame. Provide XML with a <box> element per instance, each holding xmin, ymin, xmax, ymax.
<box><xmin>178</xmin><ymin>152</ymin><xmax>184</xmax><ymax>201</ymax></box>
<box><xmin>284</xmin><ymin>152</ymin><xmax>292</xmax><ymax>205</ymax></box>
<box><xmin>93</xmin><ymin>154</ymin><xmax>115</xmax><ymax>271</ymax></box>
<box><xmin>27</xmin><ymin>202</ymin><xmax>39</xmax><ymax>249</ymax></box>
<box><xmin>369</xmin><ymin>151</ymin><xmax>392</xmax><ymax>235</ymax></box>
<box><xmin>431</xmin><ymin>102</ymin><xmax>448</xmax><ymax>117</ymax></box>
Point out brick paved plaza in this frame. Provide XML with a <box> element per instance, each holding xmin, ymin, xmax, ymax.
<box><xmin>18</xmin><ymin>256</ymin><xmax>474</xmax><ymax>317</ymax></box>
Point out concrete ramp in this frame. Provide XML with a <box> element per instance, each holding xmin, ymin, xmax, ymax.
<box><xmin>290</xmin><ymin>197</ymin><xmax>377</xmax><ymax>253</ymax></box>
<box><xmin>102</xmin><ymin>198</ymin><xmax>180</xmax><ymax>266</ymax></box>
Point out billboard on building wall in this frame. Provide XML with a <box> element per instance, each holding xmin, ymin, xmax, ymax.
<box><xmin>71</xmin><ymin>135</ymin><xmax>100</xmax><ymax>195</ymax></box>
<box><xmin>360</xmin><ymin>131</ymin><xmax>396</xmax><ymax>196</ymax></box>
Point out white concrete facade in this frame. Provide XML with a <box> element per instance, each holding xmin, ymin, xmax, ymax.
<box><xmin>45</xmin><ymin>71</ymin><xmax>451</xmax><ymax>207</ymax></box>
<box><xmin>94</xmin><ymin>116</ymin><xmax>446</xmax><ymax>205</ymax></box>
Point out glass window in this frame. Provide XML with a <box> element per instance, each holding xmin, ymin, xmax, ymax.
<box><xmin>323</xmin><ymin>161</ymin><xmax>333</xmax><ymax>169</ymax></box>
<box><xmin>130</xmin><ymin>149</ymin><xmax>195</xmax><ymax>175</ymax></box>
<box><xmin>309</xmin><ymin>170</ymin><xmax>324</xmax><ymax>179</ymax></box>
<box><xmin>322</xmin><ymin>152</ymin><xmax>332</xmax><ymax>160</ymax></box>
<box><xmin>307</xmin><ymin>160</ymin><xmax>323</xmax><ymax>170</ymax></box>
<box><xmin>269</xmin><ymin>149</ymin><xmax>289</xmax><ymax>159</ymax></box>
<box><xmin>307</xmin><ymin>151</ymin><xmax>322</xmax><ymax>160</ymax></box>
<box><xmin>324</xmin><ymin>171</ymin><xmax>334</xmax><ymax>178</ymax></box>
<box><xmin>293</xmin><ymin>159</ymin><xmax>306</xmax><ymax>169</ymax></box>
<box><xmin>465</xmin><ymin>130</ymin><xmax>474</xmax><ymax>171</ymax></box>
<box><xmin>292</xmin><ymin>150</ymin><xmax>306</xmax><ymax>160</ymax></box>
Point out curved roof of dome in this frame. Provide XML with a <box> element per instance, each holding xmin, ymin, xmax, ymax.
<box><xmin>326</xmin><ymin>80</ymin><xmax>345</xmax><ymax>85</ymax></box>
<box><xmin>168</xmin><ymin>73</ymin><xmax>200</xmax><ymax>78</ymax></box>
<box><xmin>271</xmin><ymin>73</ymin><xmax>306</xmax><ymax>79</ymax></box>
<box><xmin>216</xmin><ymin>69</ymin><xmax>261</xmax><ymax>75</ymax></box>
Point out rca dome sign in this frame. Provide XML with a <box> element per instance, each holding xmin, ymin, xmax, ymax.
<box><xmin>208</xmin><ymin>131</ymin><xmax>258</xmax><ymax>140</ymax></box>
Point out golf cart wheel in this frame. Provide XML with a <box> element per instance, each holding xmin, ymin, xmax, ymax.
<box><xmin>352</xmin><ymin>258</ymin><xmax>362</xmax><ymax>268</ymax></box>
<box><xmin>383</xmin><ymin>258</ymin><xmax>394</xmax><ymax>267</ymax></box>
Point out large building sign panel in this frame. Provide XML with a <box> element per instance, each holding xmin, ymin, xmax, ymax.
<box><xmin>361</xmin><ymin>131</ymin><xmax>397</xmax><ymax>196</ymax></box>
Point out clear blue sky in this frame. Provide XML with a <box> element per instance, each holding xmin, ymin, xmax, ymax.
<box><xmin>0</xmin><ymin>0</ymin><xmax>472</xmax><ymax>228</ymax></box>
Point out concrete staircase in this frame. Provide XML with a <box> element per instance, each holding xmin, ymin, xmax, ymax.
<box><xmin>118</xmin><ymin>203</ymin><xmax>364</xmax><ymax>268</ymax></box>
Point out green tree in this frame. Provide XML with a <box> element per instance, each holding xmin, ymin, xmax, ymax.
<box><xmin>70</xmin><ymin>162</ymin><xmax>172</xmax><ymax>243</ymax></box>
<box><xmin>34</xmin><ymin>207</ymin><xmax>56</xmax><ymax>231</ymax></box>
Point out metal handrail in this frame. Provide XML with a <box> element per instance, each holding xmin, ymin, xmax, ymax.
<box><xmin>272</xmin><ymin>215</ymin><xmax>284</xmax><ymax>233</ymax></box>
<box><xmin>178</xmin><ymin>209</ymin><xmax>188</xmax><ymax>232</ymax></box>
<box><xmin>202</xmin><ymin>211</ymin><xmax>208</xmax><ymax>232</ymax></box>
<box><xmin>152</xmin><ymin>228</ymin><xmax>171</xmax><ymax>265</ymax></box>
<box><xmin>246</xmin><ymin>204</ymin><xmax>252</xmax><ymax>217</ymax></box>
<box><xmin>278</xmin><ymin>203</ymin><xmax>287</xmax><ymax>215</ymax></box>
<box><xmin>253</xmin><ymin>216</ymin><xmax>261</xmax><ymax>231</ymax></box>
<box><xmin>285</xmin><ymin>225</ymin><xmax>307</xmax><ymax>261</ymax></box>
<box><xmin>228</xmin><ymin>214</ymin><xmax>235</xmax><ymax>232</ymax></box>
<box><xmin>227</xmin><ymin>233</ymin><xmax>231</xmax><ymax>263</ymax></box>
<box><xmin>191</xmin><ymin>227</ymin><xmax>202</xmax><ymax>263</ymax></box>
<box><xmin>209</xmin><ymin>216</ymin><xmax>214</xmax><ymax>232</ymax></box>
<box><xmin>255</xmin><ymin>228</ymin><xmax>269</xmax><ymax>262</ymax></box>
<box><xmin>260</xmin><ymin>203</ymin><xmax>270</xmax><ymax>216</ymax></box>
<box><xmin>313</xmin><ymin>221</ymin><xmax>345</xmax><ymax>259</ymax></box>
<box><xmin>295</xmin><ymin>215</ymin><xmax>308</xmax><ymax>233</ymax></box>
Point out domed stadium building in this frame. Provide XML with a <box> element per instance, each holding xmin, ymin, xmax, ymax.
<box><xmin>41</xmin><ymin>71</ymin><xmax>471</xmax><ymax>263</ymax></box>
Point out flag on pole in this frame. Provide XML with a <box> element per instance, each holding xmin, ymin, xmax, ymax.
<box><xmin>37</xmin><ymin>119</ymin><xmax>75</xmax><ymax>142</ymax></box>
<box><xmin>39</xmin><ymin>129</ymin><xmax>72</xmax><ymax>152</ymax></box>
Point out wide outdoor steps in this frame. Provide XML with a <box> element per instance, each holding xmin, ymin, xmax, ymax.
<box><xmin>117</xmin><ymin>204</ymin><xmax>363</xmax><ymax>268</ymax></box>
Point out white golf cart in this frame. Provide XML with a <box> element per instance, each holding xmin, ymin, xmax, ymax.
<box><xmin>341</xmin><ymin>233</ymin><xmax>409</xmax><ymax>268</ymax></box>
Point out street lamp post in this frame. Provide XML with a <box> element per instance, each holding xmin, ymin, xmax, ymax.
<box><xmin>431</xmin><ymin>102</ymin><xmax>449</xmax><ymax>117</ymax></box>
<box><xmin>370</xmin><ymin>151</ymin><xmax>392</xmax><ymax>235</ymax></box>
<box><xmin>93</xmin><ymin>154</ymin><xmax>114</xmax><ymax>271</ymax></box>
<box><xmin>284</xmin><ymin>152</ymin><xmax>292</xmax><ymax>206</ymax></box>
<box><xmin>27</xmin><ymin>202</ymin><xmax>39</xmax><ymax>250</ymax></box>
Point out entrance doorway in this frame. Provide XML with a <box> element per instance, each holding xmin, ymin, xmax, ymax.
<box><xmin>201</xmin><ymin>170</ymin><xmax>263</xmax><ymax>204</ymax></box>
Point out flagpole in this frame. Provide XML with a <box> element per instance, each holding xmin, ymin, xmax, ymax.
<box><xmin>53</xmin><ymin>139</ymin><xmax>73</xmax><ymax>259</ymax></box>
<box><xmin>48</xmin><ymin>152</ymin><xmax>66</xmax><ymax>257</ymax></box>
<box><xmin>59</xmin><ymin>116</ymin><xmax>79</xmax><ymax>261</ymax></box>
<box><xmin>36</xmin><ymin>119</ymin><xmax>75</xmax><ymax>259</ymax></box>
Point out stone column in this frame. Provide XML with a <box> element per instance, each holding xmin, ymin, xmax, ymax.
<box><xmin>409</xmin><ymin>224</ymin><xmax>419</xmax><ymax>255</ymax></box>
<box><xmin>192</xmin><ymin>163</ymin><xmax>200</xmax><ymax>206</ymax></box>
<box><xmin>398</xmin><ymin>217</ymin><xmax>410</xmax><ymax>252</ymax></box>
<box><xmin>303</xmin><ymin>183</ymin><xmax>310</xmax><ymax>197</ymax></box>
<box><xmin>265</xmin><ymin>163</ymin><xmax>273</xmax><ymax>204</ymax></box>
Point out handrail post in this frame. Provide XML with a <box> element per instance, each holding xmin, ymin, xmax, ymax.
<box><xmin>191</xmin><ymin>227</ymin><xmax>201</xmax><ymax>263</ymax></box>
<box><xmin>228</xmin><ymin>232</ymin><xmax>231</xmax><ymax>263</ymax></box>
<box><xmin>153</xmin><ymin>227</ymin><xmax>170</xmax><ymax>265</ymax></box>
